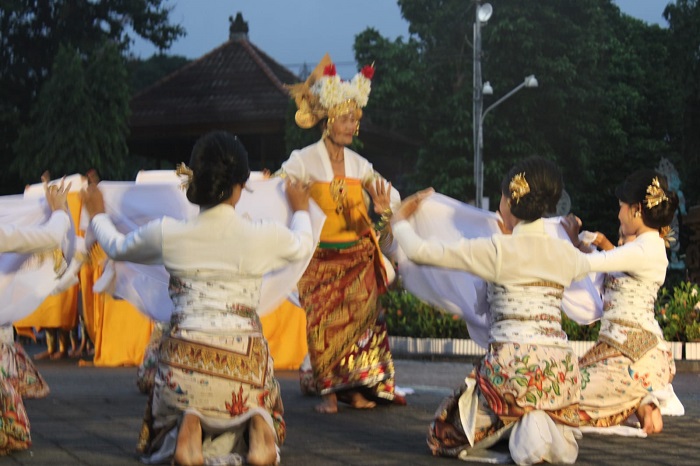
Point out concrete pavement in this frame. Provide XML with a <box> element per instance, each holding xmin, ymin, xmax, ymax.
<box><xmin>4</xmin><ymin>351</ymin><xmax>700</xmax><ymax>465</ymax></box>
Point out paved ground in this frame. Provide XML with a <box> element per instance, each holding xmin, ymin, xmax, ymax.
<box><xmin>4</xmin><ymin>348</ymin><xmax>700</xmax><ymax>465</ymax></box>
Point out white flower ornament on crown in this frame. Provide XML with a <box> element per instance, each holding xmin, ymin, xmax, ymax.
<box><xmin>288</xmin><ymin>54</ymin><xmax>374</xmax><ymax>129</ymax></box>
<box><xmin>311</xmin><ymin>63</ymin><xmax>374</xmax><ymax>119</ymax></box>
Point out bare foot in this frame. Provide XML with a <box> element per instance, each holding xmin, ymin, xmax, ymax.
<box><xmin>247</xmin><ymin>414</ymin><xmax>277</xmax><ymax>465</ymax></box>
<box><xmin>637</xmin><ymin>404</ymin><xmax>663</xmax><ymax>434</ymax></box>
<box><xmin>34</xmin><ymin>350</ymin><xmax>54</xmax><ymax>360</ymax></box>
<box><xmin>50</xmin><ymin>351</ymin><xmax>67</xmax><ymax>360</ymax></box>
<box><xmin>173</xmin><ymin>413</ymin><xmax>203</xmax><ymax>466</ymax></box>
<box><xmin>349</xmin><ymin>391</ymin><xmax>376</xmax><ymax>410</ymax></box>
<box><xmin>314</xmin><ymin>393</ymin><xmax>338</xmax><ymax>414</ymax></box>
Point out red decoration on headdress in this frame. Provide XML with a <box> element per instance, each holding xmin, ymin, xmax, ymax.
<box><xmin>361</xmin><ymin>65</ymin><xmax>375</xmax><ymax>80</ymax></box>
<box><xmin>323</xmin><ymin>64</ymin><xmax>337</xmax><ymax>76</ymax></box>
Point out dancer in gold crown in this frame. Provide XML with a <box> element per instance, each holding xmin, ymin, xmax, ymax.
<box><xmin>281</xmin><ymin>54</ymin><xmax>404</xmax><ymax>414</ymax></box>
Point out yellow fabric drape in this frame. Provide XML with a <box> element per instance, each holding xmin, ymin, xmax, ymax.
<box><xmin>14</xmin><ymin>192</ymin><xmax>83</xmax><ymax>333</ymax></box>
<box><xmin>86</xmin><ymin>244</ymin><xmax>153</xmax><ymax>367</ymax></box>
<box><xmin>260</xmin><ymin>300</ymin><xmax>308</xmax><ymax>370</ymax></box>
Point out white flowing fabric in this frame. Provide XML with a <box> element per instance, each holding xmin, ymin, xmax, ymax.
<box><xmin>88</xmin><ymin>172</ymin><xmax>325</xmax><ymax>322</ymax></box>
<box><xmin>0</xmin><ymin>195</ymin><xmax>78</xmax><ymax>325</ymax></box>
<box><xmin>236</xmin><ymin>173</ymin><xmax>326</xmax><ymax>315</ymax></box>
<box><xmin>23</xmin><ymin>173</ymin><xmax>86</xmax><ymax>199</ymax></box>
<box><xmin>396</xmin><ymin>193</ymin><xmax>603</xmax><ymax>349</ymax></box>
<box><xmin>87</xmin><ymin>181</ymin><xmax>199</xmax><ymax>322</ymax></box>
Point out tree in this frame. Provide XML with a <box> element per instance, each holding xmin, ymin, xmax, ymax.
<box><xmin>13</xmin><ymin>42</ymin><xmax>132</xmax><ymax>180</ymax></box>
<box><xmin>0</xmin><ymin>0</ymin><xmax>184</xmax><ymax>192</ymax></box>
<box><xmin>664</xmin><ymin>0</ymin><xmax>700</xmax><ymax>206</ymax></box>
<box><xmin>356</xmin><ymin>0</ymin><xmax>681</xmax><ymax>238</ymax></box>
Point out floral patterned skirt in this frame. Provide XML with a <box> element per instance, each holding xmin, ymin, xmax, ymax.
<box><xmin>579</xmin><ymin>342</ymin><xmax>673</xmax><ymax>426</ymax></box>
<box><xmin>0</xmin><ymin>341</ymin><xmax>49</xmax><ymax>456</ymax></box>
<box><xmin>428</xmin><ymin>342</ymin><xmax>581</xmax><ymax>458</ymax></box>
<box><xmin>0</xmin><ymin>377</ymin><xmax>31</xmax><ymax>456</ymax></box>
<box><xmin>137</xmin><ymin>329</ymin><xmax>285</xmax><ymax>464</ymax></box>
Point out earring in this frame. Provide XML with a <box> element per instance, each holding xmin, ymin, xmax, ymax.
<box><xmin>633</xmin><ymin>211</ymin><xmax>641</xmax><ymax>218</ymax></box>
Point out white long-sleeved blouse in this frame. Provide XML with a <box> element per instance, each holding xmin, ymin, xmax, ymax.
<box><xmin>0</xmin><ymin>210</ymin><xmax>70</xmax><ymax>254</ymax></box>
<box><xmin>90</xmin><ymin>203</ymin><xmax>313</xmax><ymax>277</ymax></box>
<box><xmin>393</xmin><ymin>218</ymin><xmax>591</xmax><ymax>286</ymax></box>
<box><xmin>585</xmin><ymin>231</ymin><xmax>668</xmax><ymax>347</ymax></box>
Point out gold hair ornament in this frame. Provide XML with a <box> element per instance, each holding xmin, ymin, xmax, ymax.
<box><xmin>176</xmin><ymin>163</ymin><xmax>193</xmax><ymax>191</ymax></box>
<box><xmin>645</xmin><ymin>177</ymin><xmax>668</xmax><ymax>209</ymax></box>
<box><xmin>659</xmin><ymin>226</ymin><xmax>676</xmax><ymax>249</ymax></box>
<box><xmin>509</xmin><ymin>173</ymin><xmax>530</xmax><ymax>204</ymax></box>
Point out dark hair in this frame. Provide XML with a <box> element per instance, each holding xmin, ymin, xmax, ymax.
<box><xmin>185</xmin><ymin>131</ymin><xmax>250</xmax><ymax>206</ymax></box>
<box><xmin>615</xmin><ymin>169</ymin><xmax>679</xmax><ymax>229</ymax></box>
<box><xmin>500</xmin><ymin>156</ymin><xmax>563</xmax><ymax>222</ymax></box>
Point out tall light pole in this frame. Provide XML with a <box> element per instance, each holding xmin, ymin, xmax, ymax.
<box><xmin>472</xmin><ymin>3</ymin><xmax>538</xmax><ymax>209</ymax></box>
<box><xmin>472</xmin><ymin>1</ymin><xmax>492</xmax><ymax>209</ymax></box>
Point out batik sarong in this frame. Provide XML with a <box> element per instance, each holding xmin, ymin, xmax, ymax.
<box><xmin>298</xmin><ymin>236</ymin><xmax>396</xmax><ymax>402</ymax></box>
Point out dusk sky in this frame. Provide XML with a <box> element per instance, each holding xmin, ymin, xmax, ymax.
<box><xmin>130</xmin><ymin>1</ymin><xmax>672</xmax><ymax>78</ymax></box>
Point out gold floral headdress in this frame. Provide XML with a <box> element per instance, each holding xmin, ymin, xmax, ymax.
<box><xmin>509</xmin><ymin>172</ymin><xmax>530</xmax><ymax>204</ymax></box>
<box><xmin>645</xmin><ymin>177</ymin><xmax>669</xmax><ymax>209</ymax></box>
<box><xmin>175</xmin><ymin>163</ymin><xmax>193</xmax><ymax>191</ymax></box>
<box><xmin>287</xmin><ymin>54</ymin><xmax>374</xmax><ymax>129</ymax></box>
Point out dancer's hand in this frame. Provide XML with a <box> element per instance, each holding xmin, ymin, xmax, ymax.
<box><xmin>560</xmin><ymin>213</ymin><xmax>582</xmax><ymax>247</ymax></box>
<box><xmin>81</xmin><ymin>184</ymin><xmax>106</xmax><ymax>218</ymax></box>
<box><xmin>392</xmin><ymin>188</ymin><xmax>434</xmax><ymax>223</ymax></box>
<box><xmin>43</xmin><ymin>173</ymin><xmax>71</xmax><ymax>212</ymax></box>
<box><xmin>365</xmin><ymin>178</ymin><xmax>392</xmax><ymax>215</ymax></box>
<box><xmin>285</xmin><ymin>178</ymin><xmax>310</xmax><ymax>212</ymax></box>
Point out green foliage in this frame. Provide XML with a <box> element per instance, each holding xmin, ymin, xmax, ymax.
<box><xmin>356</xmin><ymin>0</ymin><xmax>695</xmax><ymax>238</ymax></box>
<box><xmin>0</xmin><ymin>0</ymin><xmax>184</xmax><ymax>192</ymax></box>
<box><xmin>380</xmin><ymin>284</ymin><xmax>470</xmax><ymax>339</ymax></box>
<box><xmin>13</xmin><ymin>44</ymin><xmax>97</xmax><ymax>180</ymax></box>
<box><xmin>561</xmin><ymin>314</ymin><xmax>600</xmax><ymax>342</ymax></box>
<box><xmin>13</xmin><ymin>42</ymin><xmax>133</xmax><ymax>181</ymax></box>
<box><xmin>655</xmin><ymin>281</ymin><xmax>700</xmax><ymax>342</ymax></box>
<box><xmin>381</xmin><ymin>280</ymin><xmax>700</xmax><ymax>343</ymax></box>
<box><xmin>664</xmin><ymin>0</ymin><xmax>700</xmax><ymax>207</ymax></box>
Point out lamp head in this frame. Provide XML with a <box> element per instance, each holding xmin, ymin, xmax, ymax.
<box><xmin>477</xmin><ymin>3</ymin><xmax>493</xmax><ymax>23</ymax></box>
<box><xmin>524</xmin><ymin>75</ymin><xmax>538</xmax><ymax>88</ymax></box>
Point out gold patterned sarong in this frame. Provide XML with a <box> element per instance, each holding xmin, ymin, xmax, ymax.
<box><xmin>137</xmin><ymin>276</ymin><xmax>286</xmax><ymax>463</ymax></box>
<box><xmin>298</xmin><ymin>178</ymin><xmax>395</xmax><ymax>401</ymax></box>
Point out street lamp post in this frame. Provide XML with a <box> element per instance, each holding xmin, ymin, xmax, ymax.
<box><xmin>472</xmin><ymin>1</ymin><xmax>491</xmax><ymax>209</ymax></box>
<box><xmin>472</xmin><ymin>2</ymin><xmax>538</xmax><ymax>209</ymax></box>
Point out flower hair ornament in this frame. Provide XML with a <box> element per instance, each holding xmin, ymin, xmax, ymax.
<box><xmin>645</xmin><ymin>177</ymin><xmax>669</xmax><ymax>209</ymax></box>
<box><xmin>509</xmin><ymin>172</ymin><xmax>530</xmax><ymax>204</ymax></box>
<box><xmin>175</xmin><ymin>163</ymin><xmax>193</xmax><ymax>191</ymax></box>
<box><xmin>287</xmin><ymin>54</ymin><xmax>374</xmax><ymax>130</ymax></box>
<box><xmin>659</xmin><ymin>225</ymin><xmax>676</xmax><ymax>249</ymax></box>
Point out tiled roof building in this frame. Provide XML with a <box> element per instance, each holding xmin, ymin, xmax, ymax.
<box><xmin>128</xmin><ymin>12</ymin><xmax>418</xmax><ymax>185</ymax></box>
<box><xmin>128</xmin><ymin>13</ymin><xmax>298</xmax><ymax>170</ymax></box>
